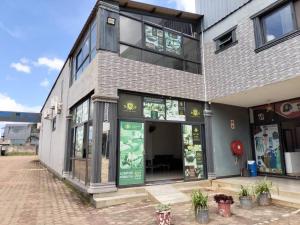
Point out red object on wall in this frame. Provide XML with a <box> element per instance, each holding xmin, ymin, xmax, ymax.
<box><xmin>231</xmin><ymin>140</ymin><xmax>244</xmax><ymax>157</ymax></box>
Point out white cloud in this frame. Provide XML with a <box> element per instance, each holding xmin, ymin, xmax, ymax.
<box><xmin>35</xmin><ymin>57</ymin><xmax>64</xmax><ymax>71</ymax></box>
<box><xmin>168</xmin><ymin>0</ymin><xmax>195</xmax><ymax>13</ymax></box>
<box><xmin>40</xmin><ymin>78</ymin><xmax>50</xmax><ymax>88</ymax></box>
<box><xmin>10</xmin><ymin>62</ymin><xmax>31</xmax><ymax>74</ymax></box>
<box><xmin>0</xmin><ymin>93</ymin><xmax>41</xmax><ymax>113</ymax></box>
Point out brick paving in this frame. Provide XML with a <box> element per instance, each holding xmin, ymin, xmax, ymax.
<box><xmin>0</xmin><ymin>156</ymin><xmax>300</xmax><ymax>225</ymax></box>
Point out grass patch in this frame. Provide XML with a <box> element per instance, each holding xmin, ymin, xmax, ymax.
<box><xmin>4</xmin><ymin>152</ymin><xmax>36</xmax><ymax>156</ymax></box>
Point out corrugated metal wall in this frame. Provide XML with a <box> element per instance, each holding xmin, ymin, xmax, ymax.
<box><xmin>197</xmin><ymin>0</ymin><xmax>251</xmax><ymax>29</ymax></box>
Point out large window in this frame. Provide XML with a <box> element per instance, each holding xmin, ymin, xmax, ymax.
<box><xmin>72</xmin><ymin>19</ymin><xmax>97</xmax><ymax>84</ymax></box>
<box><xmin>71</xmin><ymin>98</ymin><xmax>93</xmax><ymax>184</ymax></box>
<box><xmin>119</xmin><ymin>13</ymin><xmax>201</xmax><ymax>74</ymax></box>
<box><xmin>253</xmin><ymin>0</ymin><xmax>300</xmax><ymax>51</ymax></box>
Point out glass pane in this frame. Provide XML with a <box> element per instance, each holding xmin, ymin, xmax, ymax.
<box><xmin>88</xmin><ymin>125</ymin><xmax>93</xmax><ymax>158</ymax></box>
<box><xmin>119</xmin><ymin>121</ymin><xmax>145</xmax><ymax>186</ymax></box>
<box><xmin>89</xmin><ymin>100</ymin><xmax>94</xmax><ymax>119</ymax></box>
<box><xmin>91</xmin><ymin>22</ymin><xmax>97</xmax><ymax>51</ymax></box>
<box><xmin>142</xmin><ymin>51</ymin><xmax>164</xmax><ymax>67</ymax></box>
<box><xmin>82</xmin><ymin>100</ymin><xmax>89</xmax><ymax>122</ymax></box>
<box><xmin>145</xmin><ymin>25</ymin><xmax>164</xmax><ymax>52</ymax></box>
<box><xmin>295</xmin><ymin>0</ymin><xmax>300</xmax><ymax>29</ymax></box>
<box><xmin>163</xmin><ymin>57</ymin><xmax>183</xmax><ymax>71</ymax></box>
<box><xmin>185</xmin><ymin>61</ymin><xmax>199</xmax><ymax>74</ymax></box>
<box><xmin>120</xmin><ymin>16</ymin><xmax>142</xmax><ymax>46</ymax></box>
<box><xmin>254</xmin><ymin>124</ymin><xmax>283</xmax><ymax>174</ymax></box>
<box><xmin>183</xmin><ymin>37</ymin><xmax>200</xmax><ymax>62</ymax></box>
<box><xmin>165</xmin><ymin>31</ymin><xmax>182</xmax><ymax>55</ymax></box>
<box><xmin>75</xmin><ymin>126</ymin><xmax>84</xmax><ymax>158</ymax></box>
<box><xmin>183</xmin><ymin>124</ymin><xmax>204</xmax><ymax>180</ymax></box>
<box><xmin>82</xmin><ymin>36</ymin><xmax>90</xmax><ymax>60</ymax></box>
<box><xmin>76</xmin><ymin>104</ymin><xmax>83</xmax><ymax>124</ymax></box>
<box><xmin>120</xmin><ymin>45</ymin><xmax>142</xmax><ymax>61</ymax></box>
<box><xmin>76</xmin><ymin>50</ymin><xmax>83</xmax><ymax>71</ymax></box>
<box><xmin>263</xmin><ymin>4</ymin><xmax>294</xmax><ymax>42</ymax></box>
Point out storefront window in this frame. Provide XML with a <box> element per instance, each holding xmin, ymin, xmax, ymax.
<box><xmin>165</xmin><ymin>31</ymin><xmax>182</xmax><ymax>55</ymax></box>
<box><xmin>145</xmin><ymin>25</ymin><xmax>164</xmax><ymax>52</ymax></box>
<box><xmin>75</xmin><ymin>126</ymin><xmax>84</xmax><ymax>158</ymax></box>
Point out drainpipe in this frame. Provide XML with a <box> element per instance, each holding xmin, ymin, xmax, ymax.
<box><xmin>201</xmin><ymin>20</ymin><xmax>216</xmax><ymax>180</ymax></box>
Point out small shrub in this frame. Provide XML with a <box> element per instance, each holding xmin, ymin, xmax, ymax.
<box><xmin>254</xmin><ymin>177</ymin><xmax>273</xmax><ymax>196</ymax></box>
<box><xmin>239</xmin><ymin>185</ymin><xmax>252</xmax><ymax>198</ymax></box>
<box><xmin>191</xmin><ymin>190</ymin><xmax>208</xmax><ymax>210</ymax></box>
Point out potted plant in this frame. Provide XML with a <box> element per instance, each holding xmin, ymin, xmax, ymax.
<box><xmin>214</xmin><ymin>194</ymin><xmax>234</xmax><ymax>217</ymax></box>
<box><xmin>192</xmin><ymin>190</ymin><xmax>209</xmax><ymax>224</ymax></box>
<box><xmin>255</xmin><ymin>177</ymin><xmax>273</xmax><ymax>206</ymax></box>
<box><xmin>155</xmin><ymin>204</ymin><xmax>171</xmax><ymax>225</ymax></box>
<box><xmin>239</xmin><ymin>185</ymin><xmax>253</xmax><ymax>209</ymax></box>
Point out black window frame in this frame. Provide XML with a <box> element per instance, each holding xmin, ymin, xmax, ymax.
<box><xmin>72</xmin><ymin>18</ymin><xmax>97</xmax><ymax>85</ymax></box>
<box><xmin>52</xmin><ymin>117</ymin><xmax>56</xmax><ymax>131</ymax></box>
<box><xmin>119</xmin><ymin>12</ymin><xmax>202</xmax><ymax>75</ymax></box>
<box><xmin>214</xmin><ymin>26</ymin><xmax>238</xmax><ymax>54</ymax></box>
<box><xmin>251</xmin><ymin>0</ymin><xmax>300</xmax><ymax>53</ymax></box>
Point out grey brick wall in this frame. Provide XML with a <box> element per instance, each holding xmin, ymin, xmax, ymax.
<box><xmin>203</xmin><ymin>0</ymin><xmax>300</xmax><ymax>101</ymax></box>
<box><xmin>97</xmin><ymin>51</ymin><xmax>205</xmax><ymax>101</ymax></box>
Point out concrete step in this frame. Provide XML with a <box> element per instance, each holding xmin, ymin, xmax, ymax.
<box><xmin>93</xmin><ymin>186</ymin><xmax>146</xmax><ymax>198</ymax></box>
<box><xmin>218</xmin><ymin>186</ymin><xmax>300</xmax><ymax>209</ymax></box>
<box><xmin>93</xmin><ymin>192</ymin><xmax>149</xmax><ymax>209</ymax></box>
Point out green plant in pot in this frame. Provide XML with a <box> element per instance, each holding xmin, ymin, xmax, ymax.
<box><xmin>155</xmin><ymin>204</ymin><xmax>171</xmax><ymax>225</ymax></box>
<box><xmin>239</xmin><ymin>185</ymin><xmax>253</xmax><ymax>209</ymax></box>
<box><xmin>214</xmin><ymin>194</ymin><xmax>234</xmax><ymax>217</ymax></box>
<box><xmin>192</xmin><ymin>190</ymin><xmax>209</xmax><ymax>224</ymax></box>
<box><xmin>255</xmin><ymin>177</ymin><xmax>273</xmax><ymax>206</ymax></box>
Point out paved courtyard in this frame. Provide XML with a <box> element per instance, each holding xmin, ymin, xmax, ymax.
<box><xmin>0</xmin><ymin>156</ymin><xmax>300</xmax><ymax>225</ymax></box>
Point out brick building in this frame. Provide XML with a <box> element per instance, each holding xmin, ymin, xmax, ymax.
<box><xmin>39</xmin><ymin>0</ymin><xmax>300</xmax><ymax>198</ymax></box>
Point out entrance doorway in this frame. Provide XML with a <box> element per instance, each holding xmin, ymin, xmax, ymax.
<box><xmin>145</xmin><ymin>122</ymin><xmax>183</xmax><ymax>182</ymax></box>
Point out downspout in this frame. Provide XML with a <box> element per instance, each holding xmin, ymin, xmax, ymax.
<box><xmin>201</xmin><ymin>19</ymin><xmax>207</xmax><ymax>103</ymax></box>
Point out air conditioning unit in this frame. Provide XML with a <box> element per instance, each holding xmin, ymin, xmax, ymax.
<box><xmin>43</xmin><ymin>109</ymin><xmax>53</xmax><ymax>120</ymax></box>
<box><xmin>54</xmin><ymin>102</ymin><xmax>63</xmax><ymax>115</ymax></box>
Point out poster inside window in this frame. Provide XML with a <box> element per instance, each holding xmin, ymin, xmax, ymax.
<box><xmin>145</xmin><ymin>25</ymin><xmax>164</xmax><ymax>52</ymax></box>
<box><xmin>183</xmin><ymin>125</ymin><xmax>204</xmax><ymax>180</ymax></box>
<box><xmin>166</xmin><ymin>100</ymin><xmax>186</xmax><ymax>121</ymax></box>
<box><xmin>143</xmin><ymin>97</ymin><xmax>166</xmax><ymax>120</ymax></box>
<box><xmin>119</xmin><ymin>121</ymin><xmax>144</xmax><ymax>186</ymax></box>
<box><xmin>165</xmin><ymin>31</ymin><xmax>182</xmax><ymax>55</ymax></box>
<box><xmin>253</xmin><ymin>124</ymin><xmax>283</xmax><ymax>174</ymax></box>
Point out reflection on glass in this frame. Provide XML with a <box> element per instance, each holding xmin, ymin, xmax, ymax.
<box><xmin>185</xmin><ymin>61</ymin><xmax>199</xmax><ymax>74</ymax></box>
<box><xmin>262</xmin><ymin>4</ymin><xmax>294</xmax><ymax>42</ymax></box>
<box><xmin>183</xmin><ymin>37</ymin><xmax>200</xmax><ymax>62</ymax></box>
<box><xmin>82</xmin><ymin>100</ymin><xmax>89</xmax><ymax>122</ymax></box>
<box><xmin>165</xmin><ymin>31</ymin><xmax>182</xmax><ymax>55</ymax></box>
<box><xmin>120</xmin><ymin>45</ymin><xmax>142</xmax><ymax>61</ymax></box>
<box><xmin>145</xmin><ymin>25</ymin><xmax>164</xmax><ymax>52</ymax></box>
<box><xmin>120</xmin><ymin>16</ymin><xmax>142</xmax><ymax>46</ymax></box>
<box><xmin>76</xmin><ymin>104</ymin><xmax>83</xmax><ymax>124</ymax></box>
<box><xmin>101</xmin><ymin>132</ymin><xmax>110</xmax><ymax>183</ymax></box>
<box><xmin>75</xmin><ymin>126</ymin><xmax>84</xmax><ymax>157</ymax></box>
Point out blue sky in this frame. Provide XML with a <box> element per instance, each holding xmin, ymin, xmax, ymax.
<box><xmin>0</xmin><ymin>0</ymin><xmax>194</xmax><ymax>132</ymax></box>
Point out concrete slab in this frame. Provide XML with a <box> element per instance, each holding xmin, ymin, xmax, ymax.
<box><xmin>146</xmin><ymin>184</ymin><xmax>189</xmax><ymax>205</ymax></box>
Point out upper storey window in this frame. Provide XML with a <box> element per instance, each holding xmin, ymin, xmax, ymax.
<box><xmin>72</xmin><ymin>19</ymin><xmax>97</xmax><ymax>84</ymax></box>
<box><xmin>214</xmin><ymin>26</ymin><xmax>237</xmax><ymax>53</ymax></box>
<box><xmin>252</xmin><ymin>0</ymin><xmax>300</xmax><ymax>52</ymax></box>
<box><xmin>119</xmin><ymin>12</ymin><xmax>201</xmax><ymax>75</ymax></box>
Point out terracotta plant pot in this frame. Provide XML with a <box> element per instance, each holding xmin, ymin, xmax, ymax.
<box><xmin>239</xmin><ymin>196</ymin><xmax>253</xmax><ymax>209</ymax></box>
<box><xmin>195</xmin><ymin>207</ymin><xmax>209</xmax><ymax>224</ymax></box>
<box><xmin>258</xmin><ymin>192</ymin><xmax>271</xmax><ymax>206</ymax></box>
<box><xmin>156</xmin><ymin>211</ymin><xmax>171</xmax><ymax>225</ymax></box>
<box><xmin>217</xmin><ymin>202</ymin><xmax>231</xmax><ymax>217</ymax></box>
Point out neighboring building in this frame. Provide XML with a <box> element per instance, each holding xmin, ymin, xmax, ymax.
<box><xmin>39</xmin><ymin>0</ymin><xmax>300</xmax><ymax>198</ymax></box>
<box><xmin>3</xmin><ymin>124</ymin><xmax>39</xmax><ymax>145</ymax></box>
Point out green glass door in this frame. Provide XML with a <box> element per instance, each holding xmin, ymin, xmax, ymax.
<box><xmin>182</xmin><ymin>124</ymin><xmax>204</xmax><ymax>180</ymax></box>
<box><xmin>118</xmin><ymin>121</ymin><xmax>145</xmax><ymax>186</ymax></box>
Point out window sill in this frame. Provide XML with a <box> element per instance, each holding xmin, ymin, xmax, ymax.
<box><xmin>215</xmin><ymin>40</ymin><xmax>238</xmax><ymax>54</ymax></box>
<box><xmin>255</xmin><ymin>29</ymin><xmax>300</xmax><ymax>53</ymax></box>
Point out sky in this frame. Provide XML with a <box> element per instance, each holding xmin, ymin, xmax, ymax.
<box><xmin>0</xmin><ymin>0</ymin><xmax>195</xmax><ymax>134</ymax></box>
